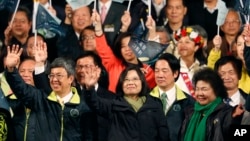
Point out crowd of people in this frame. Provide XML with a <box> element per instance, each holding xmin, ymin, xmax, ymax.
<box><xmin>0</xmin><ymin>0</ymin><xmax>250</xmax><ymax>141</ymax></box>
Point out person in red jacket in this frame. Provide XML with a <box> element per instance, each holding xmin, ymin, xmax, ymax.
<box><xmin>92</xmin><ymin>10</ymin><xmax>156</xmax><ymax>93</ymax></box>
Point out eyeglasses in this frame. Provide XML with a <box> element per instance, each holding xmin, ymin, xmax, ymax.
<box><xmin>48</xmin><ymin>74</ymin><xmax>66</xmax><ymax>80</ymax></box>
<box><xmin>76</xmin><ymin>64</ymin><xmax>95</xmax><ymax>70</ymax></box>
<box><xmin>124</xmin><ymin>77</ymin><xmax>141</xmax><ymax>83</ymax></box>
<box><xmin>224</xmin><ymin>20</ymin><xmax>240</xmax><ymax>25</ymax></box>
<box><xmin>81</xmin><ymin>35</ymin><xmax>95</xmax><ymax>41</ymax></box>
<box><xmin>13</xmin><ymin>19</ymin><xmax>27</xmax><ymax>24</ymax></box>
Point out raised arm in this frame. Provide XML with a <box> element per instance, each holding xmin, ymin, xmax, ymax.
<box><xmin>243</xmin><ymin>24</ymin><xmax>250</xmax><ymax>75</ymax></box>
<box><xmin>4</xmin><ymin>25</ymin><xmax>13</xmax><ymax>46</ymax></box>
<box><xmin>84</xmin><ymin>65</ymin><xmax>113</xmax><ymax>117</ymax></box>
<box><xmin>91</xmin><ymin>10</ymin><xmax>121</xmax><ymax>68</ymax></box>
<box><xmin>145</xmin><ymin>16</ymin><xmax>158</xmax><ymax>41</ymax></box>
<box><xmin>120</xmin><ymin>11</ymin><xmax>131</xmax><ymax>33</ymax></box>
<box><xmin>207</xmin><ymin>35</ymin><xmax>222</xmax><ymax>69</ymax></box>
<box><xmin>64</xmin><ymin>4</ymin><xmax>73</xmax><ymax>25</ymax></box>
<box><xmin>5</xmin><ymin>45</ymin><xmax>44</xmax><ymax>109</ymax></box>
<box><xmin>33</xmin><ymin>41</ymin><xmax>52</xmax><ymax>93</ymax></box>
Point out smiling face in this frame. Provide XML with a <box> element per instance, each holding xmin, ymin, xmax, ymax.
<box><xmin>71</xmin><ymin>6</ymin><xmax>92</xmax><ymax>34</ymax></box>
<box><xmin>177</xmin><ymin>36</ymin><xmax>198</xmax><ymax>58</ymax></box>
<box><xmin>195</xmin><ymin>80</ymin><xmax>217</xmax><ymax>105</ymax></box>
<box><xmin>18</xmin><ymin>59</ymin><xmax>35</xmax><ymax>86</ymax></box>
<box><xmin>120</xmin><ymin>37</ymin><xmax>137</xmax><ymax>62</ymax></box>
<box><xmin>49</xmin><ymin>67</ymin><xmax>74</xmax><ymax>95</ymax></box>
<box><xmin>217</xmin><ymin>62</ymin><xmax>239</xmax><ymax>92</ymax></box>
<box><xmin>122</xmin><ymin>70</ymin><xmax>142</xmax><ymax>96</ymax></box>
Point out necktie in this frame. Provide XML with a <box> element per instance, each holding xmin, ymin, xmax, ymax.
<box><xmin>224</xmin><ymin>98</ymin><xmax>231</xmax><ymax>106</ymax></box>
<box><xmin>160</xmin><ymin>93</ymin><xmax>168</xmax><ymax>114</ymax></box>
<box><xmin>101</xmin><ymin>5</ymin><xmax>107</xmax><ymax>23</ymax></box>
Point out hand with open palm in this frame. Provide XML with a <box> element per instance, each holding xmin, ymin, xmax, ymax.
<box><xmin>84</xmin><ymin>66</ymin><xmax>101</xmax><ymax>90</ymax></box>
<box><xmin>5</xmin><ymin>45</ymin><xmax>23</xmax><ymax>71</ymax></box>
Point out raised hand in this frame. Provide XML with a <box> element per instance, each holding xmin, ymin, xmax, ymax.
<box><xmin>145</xmin><ymin>16</ymin><xmax>157</xmax><ymax>41</ymax></box>
<box><xmin>213</xmin><ymin>35</ymin><xmax>222</xmax><ymax>51</ymax></box>
<box><xmin>242</xmin><ymin>24</ymin><xmax>250</xmax><ymax>46</ymax></box>
<box><xmin>5</xmin><ymin>45</ymin><xmax>23</xmax><ymax>70</ymax></box>
<box><xmin>4</xmin><ymin>25</ymin><xmax>13</xmax><ymax>46</ymax></box>
<box><xmin>83</xmin><ymin>66</ymin><xmax>101</xmax><ymax>90</ymax></box>
<box><xmin>120</xmin><ymin>11</ymin><xmax>131</xmax><ymax>32</ymax></box>
<box><xmin>64</xmin><ymin>4</ymin><xmax>73</xmax><ymax>24</ymax></box>
<box><xmin>91</xmin><ymin>9</ymin><xmax>102</xmax><ymax>36</ymax></box>
<box><xmin>34</xmin><ymin>41</ymin><xmax>48</xmax><ymax>66</ymax></box>
<box><xmin>145</xmin><ymin>16</ymin><xmax>156</xmax><ymax>31</ymax></box>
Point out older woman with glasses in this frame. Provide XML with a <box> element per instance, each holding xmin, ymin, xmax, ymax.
<box><xmin>84</xmin><ymin>66</ymin><xmax>169</xmax><ymax>141</ymax></box>
<box><xmin>180</xmin><ymin>67</ymin><xmax>243</xmax><ymax>141</ymax></box>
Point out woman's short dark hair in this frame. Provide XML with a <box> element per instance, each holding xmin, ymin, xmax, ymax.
<box><xmin>116</xmin><ymin>66</ymin><xmax>150</xmax><ymax>97</ymax></box>
<box><xmin>192</xmin><ymin>67</ymin><xmax>228</xmax><ymax>99</ymax></box>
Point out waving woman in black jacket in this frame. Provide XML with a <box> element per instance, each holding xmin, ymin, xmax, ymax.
<box><xmin>84</xmin><ymin>66</ymin><xmax>169</xmax><ymax>141</ymax></box>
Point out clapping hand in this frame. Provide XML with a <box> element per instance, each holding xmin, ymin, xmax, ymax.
<box><xmin>5</xmin><ymin>45</ymin><xmax>23</xmax><ymax>71</ymax></box>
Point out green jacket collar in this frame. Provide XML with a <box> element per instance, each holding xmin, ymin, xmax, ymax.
<box><xmin>150</xmin><ymin>85</ymin><xmax>187</xmax><ymax>101</ymax></box>
<box><xmin>47</xmin><ymin>87</ymin><xmax>80</xmax><ymax>104</ymax></box>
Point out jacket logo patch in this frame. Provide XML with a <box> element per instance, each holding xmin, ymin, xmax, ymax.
<box><xmin>173</xmin><ymin>104</ymin><xmax>181</xmax><ymax>111</ymax></box>
<box><xmin>70</xmin><ymin>109</ymin><xmax>79</xmax><ymax>117</ymax></box>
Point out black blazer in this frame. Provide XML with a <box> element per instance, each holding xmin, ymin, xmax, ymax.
<box><xmin>90</xmin><ymin>1</ymin><xmax>126</xmax><ymax>47</ymax></box>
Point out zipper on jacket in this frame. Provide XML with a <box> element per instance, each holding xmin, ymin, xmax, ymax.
<box><xmin>60</xmin><ymin>105</ymin><xmax>65</xmax><ymax>141</ymax></box>
<box><xmin>24</xmin><ymin>108</ymin><xmax>31</xmax><ymax>141</ymax></box>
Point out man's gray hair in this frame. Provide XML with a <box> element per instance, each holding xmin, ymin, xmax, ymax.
<box><xmin>49</xmin><ymin>57</ymin><xmax>75</xmax><ymax>76</ymax></box>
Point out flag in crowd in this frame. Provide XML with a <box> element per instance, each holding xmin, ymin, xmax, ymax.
<box><xmin>128</xmin><ymin>36</ymin><xmax>168</xmax><ymax>62</ymax></box>
<box><xmin>0</xmin><ymin>88</ymin><xmax>12</xmax><ymax>118</ymax></box>
<box><xmin>66</xmin><ymin>0</ymin><xmax>94</xmax><ymax>10</ymax></box>
<box><xmin>216</xmin><ymin>2</ymin><xmax>228</xmax><ymax>35</ymax></box>
<box><xmin>36</xmin><ymin>4</ymin><xmax>65</xmax><ymax>38</ymax></box>
<box><xmin>0</xmin><ymin>0</ymin><xmax>18</xmax><ymax>12</ymax></box>
<box><xmin>234</xmin><ymin>0</ymin><xmax>250</xmax><ymax>23</ymax></box>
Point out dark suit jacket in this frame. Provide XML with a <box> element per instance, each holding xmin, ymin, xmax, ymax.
<box><xmin>56</xmin><ymin>23</ymin><xmax>83</xmax><ymax>61</ymax></box>
<box><xmin>76</xmin><ymin>83</ymin><xmax>116</xmax><ymax>141</ymax></box>
<box><xmin>129</xmin><ymin>1</ymin><xmax>166</xmax><ymax>31</ymax></box>
<box><xmin>90</xmin><ymin>1</ymin><xmax>126</xmax><ymax>48</ymax></box>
